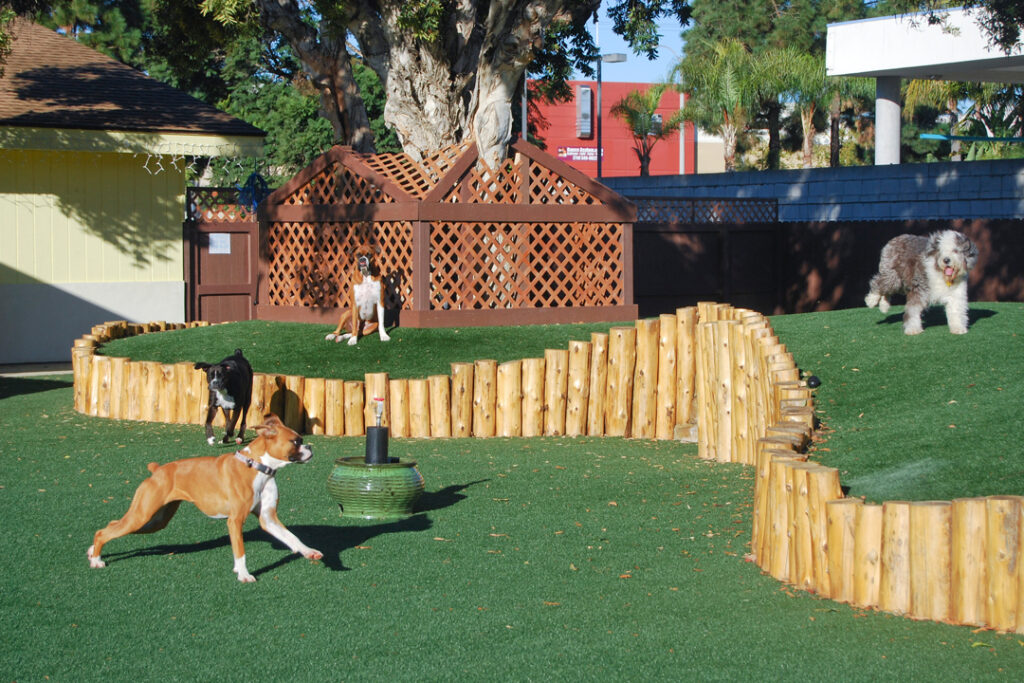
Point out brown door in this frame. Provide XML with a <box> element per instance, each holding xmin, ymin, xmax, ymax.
<box><xmin>185</xmin><ymin>219</ymin><xmax>258</xmax><ymax>323</ymax></box>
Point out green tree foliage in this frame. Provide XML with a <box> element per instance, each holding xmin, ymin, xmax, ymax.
<box><xmin>680</xmin><ymin>0</ymin><xmax>865</xmax><ymax>168</ymax></box>
<box><xmin>199</xmin><ymin>0</ymin><xmax>694</xmax><ymax>165</ymax></box>
<box><xmin>29</xmin><ymin>1</ymin><xmax>398</xmax><ymax>185</ymax></box>
<box><xmin>609</xmin><ymin>83</ymin><xmax>687</xmax><ymax>175</ymax></box>
<box><xmin>673</xmin><ymin>38</ymin><xmax>765</xmax><ymax>170</ymax></box>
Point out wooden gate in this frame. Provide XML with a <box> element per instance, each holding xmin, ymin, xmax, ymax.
<box><xmin>184</xmin><ymin>188</ymin><xmax>259</xmax><ymax>323</ymax></box>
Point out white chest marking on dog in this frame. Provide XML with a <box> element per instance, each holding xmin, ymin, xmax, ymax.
<box><xmin>214</xmin><ymin>390</ymin><xmax>236</xmax><ymax>409</ymax></box>
<box><xmin>354</xmin><ymin>279</ymin><xmax>382</xmax><ymax>320</ymax></box>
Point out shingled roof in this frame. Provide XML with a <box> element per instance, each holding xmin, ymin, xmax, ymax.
<box><xmin>0</xmin><ymin>18</ymin><xmax>264</xmax><ymax>138</ymax></box>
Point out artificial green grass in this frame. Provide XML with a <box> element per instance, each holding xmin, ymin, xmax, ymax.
<box><xmin>3</xmin><ymin>374</ymin><xmax>1023</xmax><ymax>681</ymax></box>
<box><xmin>97</xmin><ymin>304</ymin><xmax>1024</xmax><ymax>503</ymax></box>
<box><xmin>770</xmin><ymin>301</ymin><xmax>1024</xmax><ymax>503</ymax></box>
<box><xmin>98</xmin><ymin>320</ymin><xmax>631</xmax><ymax>380</ymax></box>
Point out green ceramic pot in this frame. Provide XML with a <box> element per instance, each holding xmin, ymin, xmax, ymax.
<box><xmin>326</xmin><ymin>456</ymin><xmax>425</xmax><ymax>520</ymax></box>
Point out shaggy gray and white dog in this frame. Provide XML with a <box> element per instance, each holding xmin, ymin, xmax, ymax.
<box><xmin>865</xmin><ymin>230</ymin><xmax>978</xmax><ymax>335</ymax></box>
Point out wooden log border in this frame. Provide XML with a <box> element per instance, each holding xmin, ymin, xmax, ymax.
<box><xmin>71</xmin><ymin>307</ymin><xmax>1024</xmax><ymax>634</ymax></box>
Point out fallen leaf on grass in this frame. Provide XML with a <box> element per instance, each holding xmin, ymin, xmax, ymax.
<box><xmin>355</xmin><ymin>545</ymin><xmax>372</xmax><ymax>550</ymax></box>
<box><xmin>971</xmin><ymin>641</ymin><xmax>992</xmax><ymax>648</ymax></box>
<box><xmin>433</xmin><ymin>537</ymin><xmax>452</xmax><ymax>542</ymax></box>
<box><xmin>543</xmin><ymin>601</ymin><xmax>561</xmax><ymax>606</ymax></box>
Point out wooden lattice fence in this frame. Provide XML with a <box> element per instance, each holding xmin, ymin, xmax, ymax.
<box><xmin>257</xmin><ymin>139</ymin><xmax>638</xmax><ymax>327</ymax></box>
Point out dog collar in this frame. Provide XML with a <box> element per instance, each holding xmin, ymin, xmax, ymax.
<box><xmin>234</xmin><ymin>451</ymin><xmax>276</xmax><ymax>477</ymax></box>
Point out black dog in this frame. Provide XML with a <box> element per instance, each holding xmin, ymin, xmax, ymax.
<box><xmin>194</xmin><ymin>348</ymin><xmax>253</xmax><ymax>445</ymax></box>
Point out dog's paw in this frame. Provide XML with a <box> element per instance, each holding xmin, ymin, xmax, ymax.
<box><xmin>865</xmin><ymin>292</ymin><xmax>879</xmax><ymax>309</ymax></box>
<box><xmin>380</xmin><ymin>332</ymin><xmax>391</xmax><ymax>342</ymax></box>
<box><xmin>347</xmin><ymin>336</ymin><xmax>358</xmax><ymax>346</ymax></box>
<box><xmin>878</xmin><ymin>298</ymin><xmax>890</xmax><ymax>314</ymax></box>
<box><xmin>303</xmin><ymin>548</ymin><xmax>324</xmax><ymax>561</ymax></box>
<box><xmin>903</xmin><ymin>325</ymin><xmax>923</xmax><ymax>335</ymax></box>
<box><xmin>235</xmin><ymin>436</ymin><xmax>244</xmax><ymax>445</ymax></box>
<box><xmin>87</xmin><ymin>546</ymin><xmax>105</xmax><ymax>569</ymax></box>
<box><xmin>207</xmin><ymin>436</ymin><xmax>216</xmax><ymax>446</ymax></box>
<box><xmin>950</xmin><ymin>326</ymin><xmax>968</xmax><ymax>335</ymax></box>
<box><xmin>236</xmin><ymin>572</ymin><xmax>257</xmax><ymax>583</ymax></box>
<box><xmin>325</xmin><ymin>333</ymin><xmax>337</xmax><ymax>341</ymax></box>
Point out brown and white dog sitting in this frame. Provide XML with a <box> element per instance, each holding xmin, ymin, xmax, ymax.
<box><xmin>87</xmin><ymin>415</ymin><xmax>322</xmax><ymax>583</ymax></box>
<box><xmin>325</xmin><ymin>254</ymin><xmax>391</xmax><ymax>346</ymax></box>
<box><xmin>865</xmin><ymin>230</ymin><xmax>978</xmax><ymax>335</ymax></box>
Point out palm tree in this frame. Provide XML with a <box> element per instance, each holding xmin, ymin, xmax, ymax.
<box><xmin>609</xmin><ymin>84</ymin><xmax>688</xmax><ymax>176</ymax></box>
<box><xmin>673</xmin><ymin>39</ymin><xmax>764</xmax><ymax>171</ymax></box>
<box><xmin>773</xmin><ymin>49</ymin><xmax>829</xmax><ymax>168</ymax></box>
<box><xmin>826</xmin><ymin>76</ymin><xmax>874</xmax><ymax>167</ymax></box>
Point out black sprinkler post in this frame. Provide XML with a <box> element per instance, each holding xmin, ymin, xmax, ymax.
<box><xmin>365</xmin><ymin>397</ymin><xmax>389</xmax><ymax>464</ymax></box>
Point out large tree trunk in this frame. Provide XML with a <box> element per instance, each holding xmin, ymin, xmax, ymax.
<box><xmin>256</xmin><ymin>0</ymin><xmax>374</xmax><ymax>152</ymax></box>
<box><xmin>355</xmin><ymin>0</ymin><xmax>598</xmax><ymax>165</ymax></box>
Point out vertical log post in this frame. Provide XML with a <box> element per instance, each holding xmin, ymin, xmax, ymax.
<box><xmin>543</xmin><ymin>349</ymin><xmax>569</xmax><ymax>436</ymax></box>
<box><xmin>565</xmin><ymin>341</ymin><xmax>591</xmax><ymax>437</ymax></box>
<box><xmin>304</xmin><ymin>377</ymin><xmax>327</xmax><ymax>435</ymax></box>
<box><xmin>324</xmin><ymin>378</ymin><xmax>346</xmax><ymax>436</ymax></box>
<box><xmin>283</xmin><ymin>374</ymin><xmax>305</xmax><ymax>434</ymax></box>
<box><xmin>496</xmin><ymin>360</ymin><xmax>523</xmax><ymax>437</ymax></box>
<box><xmin>363</xmin><ymin>372</ymin><xmax>390</xmax><ymax>430</ymax></box>
<box><xmin>675</xmin><ymin>307</ymin><xmax>697</xmax><ymax>427</ymax></box>
<box><xmin>450</xmin><ymin>363</ymin><xmax>473</xmax><ymax>437</ymax></box>
<box><xmin>951</xmin><ymin>497</ymin><xmax>989</xmax><ymax>627</ymax></box>
<box><xmin>879</xmin><ymin>501</ymin><xmax>912</xmax><ymax>616</ymax></box>
<box><xmin>521</xmin><ymin>358</ymin><xmax>545</xmax><ymax>437</ymax></box>
<box><xmin>655</xmin><ymin>313</ymin><xmax>677</xmax><ymax>440</ymax></box>
<box><xmin>604</xmin><ymin>326</ymin><xmax>636</xmax><ymax>437</ymax></box>
<box><xmin>343</xmin><ymin>380</ymin><xmax>365</xmax><ymax>436</ymax></box>
<box><xmin>909</xmin><ymin>501</ymin><xmax>952</xmax><ymax>623</ymax></box>
<box><xmin>826</xmin><ymin>498</ymin><xmax>862</xmax><ymax>604</ymax></box>
<box><xmin>408</xmin><ymin>378</ymin><xmax>431</xmax><ymax>438</ymax></box>
<box><xmin>428</xmin><ymin>375</ymin><xmax>451</xmax><ymax>438</ymax></box>
<box><xmin>472</xmin><ymin>360</ymin><xmax>497</xmax><ymax>438</ymax></box>
<box><xmin>586</xmin><ymin>333</ymin><xmax>608</xmax><ymax>436</ymax></box>
<box><xmin>986</xmin><ymin>496</ymin><xmax>1023</xmax><ymax>632</ymax></box>
<box><xmin>631</xmin><ymin>319</ymin><xmax>659</xmax><ymax>440</ymax></box>
<box><xmin>853</xmin><ymin>503</ymin><xmax>884</xmax><ymax>609</ymax></box>
<box><xmin>389</xmin><ymin>378</ymin><xmax>410</xmax><ymax>438</ymax></box>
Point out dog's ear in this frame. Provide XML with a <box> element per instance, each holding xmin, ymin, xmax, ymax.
<box><xmin>194</xmin><ymin>362</ymin><xmax>210</xmax><ymax>371</ymax></box>
<box><xmin>258</xmin><ymin>414</ymin><xmax>283</xmax><ymax>435</ymax></box>
<box><xmin>958</xmin><ymin>233</ymin><xmax>979</xmax><ymax>263</ymax></box>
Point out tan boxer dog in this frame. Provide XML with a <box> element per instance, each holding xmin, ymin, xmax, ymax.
<box><xmin>325</xmin><ymin>253</ymin><xmax>391</xmax><ymax>346</ymax></box>
<box><xmin>87</xmin><ymin>415</ymin><xmax>322</xmax><ymax>583</ymax></box>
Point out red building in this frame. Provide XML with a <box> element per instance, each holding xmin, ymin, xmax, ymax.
<box><xmin>528</xmin><ymin>80</ymin><xmax>697</xmax><ymax>178</ymax></box>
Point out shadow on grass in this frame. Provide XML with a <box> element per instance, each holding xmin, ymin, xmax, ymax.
<box><xmin>875</xmin><ymin>306</ymin><xmax>997</xmax><ymax>328</ymax></box>
<box><xmin>0</xmin><ymin>376</ymin><xmax>74</xmax><ymax>399</ymax></box>
<box><xmin>415</xmin><ymin>479</ymin><xmax>490</xmax><ymax>513</ymax></box>
<box><xmin>98</xmin><ymin>515</ymin><xmax>434</xmax><ymax>575</ymax></box>
<box><xmin>96</xmin><ymin>480</ymin><xmax>489</xmax><ymax>575</ymax></box>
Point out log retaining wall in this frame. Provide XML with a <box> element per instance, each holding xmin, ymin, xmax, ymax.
<box><xmin>70</xmin><ymin>307</ymin><xmax>1024</xmax><ymax>633</ymax></box>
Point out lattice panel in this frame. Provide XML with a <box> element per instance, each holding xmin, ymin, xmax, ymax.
<box><xmin>635</xmin><ymin>197</ymin><xmax>777</xmax><ymax>224</ymax></box>
<box><xmin>429</xmin><ymin>222</ymin><xmax>624</xmax><ymax>310</ymax></box>
<box><xmin>283</xmin><ymin>162</ymin><xmax>393</xmax><ymax>206</ymax></box>
<box><xmin>526</xmin><ymin>162</ymin><xmax>599</xmax><ymax>205</ymax></box>
<box><xmin>441</xmin><ymin>158</ymin><xmax>525</xmax><ymax>204</ymax></box>
<box><xmin>187</xmin><ymin>188</ymin><xmax>255</xmax><ymax>222</ymax></box>
<box><xmin>265</xmin><ymin>221</ymin><xmax>414</xmax><ymax>310</ymax></box>
<box><xmin>361</xmin><ymin>142</ymin><xmax>472</xmax><ymax>199</ymax></box>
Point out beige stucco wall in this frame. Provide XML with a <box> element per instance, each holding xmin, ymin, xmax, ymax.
<box><xmin>0</xmin><ymin>148</ymin><xmax>185</xmax><ymax>284</ymax></box>
<box><xmin>0</xmin><ymin>147</ymin><xmax>187</xmax><ymax>363</ymax></box>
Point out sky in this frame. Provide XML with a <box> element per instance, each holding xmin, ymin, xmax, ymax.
<box><xmin>578</xmin><ymin>6</ymin><xmax>689</xmax><ymax>84</ymax></box>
